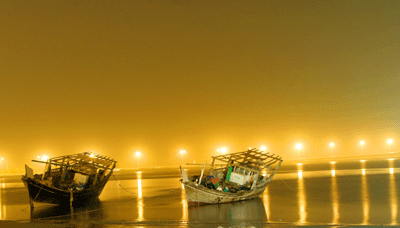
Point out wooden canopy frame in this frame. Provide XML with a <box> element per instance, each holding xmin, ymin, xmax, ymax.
<box><xmin>211</xmin><ymin>148</ymin><xmax>282</xmax><ymax>171</ymax></box>
<box><xmin>32</xmin><ymin>151</ymin><xmax>117</xmax><ymax>172</ymax></box>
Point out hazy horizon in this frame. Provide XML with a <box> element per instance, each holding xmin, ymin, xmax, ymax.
<box><xmin>0</xmin><ymin>1</ymin><xmax>399</xmax><ymax>169</ymax></box>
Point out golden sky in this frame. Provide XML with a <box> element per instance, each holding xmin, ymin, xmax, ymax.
<box><xmin>0</xmin><ymin>1</ymin><xmax>399</xmax><ymax>168</ymax></box>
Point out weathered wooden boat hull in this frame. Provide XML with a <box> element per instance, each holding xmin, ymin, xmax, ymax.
<box><xmin>21</xmin><ymin>176</ymin><xmax>110</xmax><ymax>205</ymax></box>
<box><xmin>22</xmin><ymin>152</ymin><xmax>117</xmax><ymax>206</ymax></box>
<box><xmin>181</xmin><ymin>148</ymin><xmax>283</xmax><ymax>204</ymax></box>
<box><xmin>183</xmin><ymin>182</ymin><xmax>268</xmax><ymax>204</ymax></box>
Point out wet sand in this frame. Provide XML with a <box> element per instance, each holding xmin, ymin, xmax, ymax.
<box><xmin>1</xmin><ymin>154</ymin><xmax>400</xmax><ymax>227</ymax></box>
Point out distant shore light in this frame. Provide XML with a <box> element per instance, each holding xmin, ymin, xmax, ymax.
<box><xmin>41</xmin><ymin>155</ymin><xmax>48</xmax><ymax>161</ymax></box>
<box><xmin>221</xmin><ymin>147</ymin><xmax>227</xmax><ymax>154</ymax></box>
<box><xmin>295</xmin><ymin>143</ymin><xmax>303</xmax><ymax>150</ymax></box>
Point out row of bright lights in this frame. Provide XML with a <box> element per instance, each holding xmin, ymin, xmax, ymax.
<box><xmin>37</xmin><ymin>154</ymin><xmax>95</xmax><ymax>162</ymax></box>
<box><xmin>215</xmin><ymin>139</ymin><xmax>395</xmax><ymax>154</ymax></box>
<box><xmin>357</xmin><ymin>138</ymin><xmax>394</xmax><ymax>146</ymax></box>
<box><xmin>133</xmin><ymin>138</ymin><xmax>395</xmax><ymax>159</ymax></box>
<box><xmin>132</xmin><ymin>146</ymin><xmax>264</xmax><ymax>160</ymax></box>
<box><xmin>133</xmin><ymin>146</ymin><xmax>267</xmax><ymax>159</ymax></box>
<box><xmin>133</xmin><ymin>150</ymin><xmax>186</xmax><ymax>157</ymax></box>
<box><xmin>36</xmin><ymin>139</ymin><xmax>395</xmax><ymax>162</ymax></box>
<box><xmin>129</xmin><ymin>138</ymin><xmax>395</xmax><ymax>159</ymax></box>
<box><xmin>134</xmin><ymin>150</ymin><xmax>186</xmax><ymax>157</ymax></box>
<box><xmin>295</xmin><ymin>138</ymin><xmax>394</xmax><ymax>150</ymax></box>
<box><xmin>36</xmin><ymin>151</ymin><xmax>172</xmax><ymax>161</ymax></box>
<box><xmin>217</xmin><ymin>146</ymin><xmax>267</xmax><ymax>155</ymax></box>
<box><xmin>297</xmin><ymin>157</ymin><xmax>395</xmax><ymax>166</ymax></box>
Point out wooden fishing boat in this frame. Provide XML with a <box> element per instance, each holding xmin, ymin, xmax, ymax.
<box><xmin>180</xmin><ymin>148</ymin><xmax>282</xmax><ymax>204</ymax></box>
<box><xmin>21</xmin><ymin>152</ymin><xmax>117</xmax><ymax>206</ymax></box>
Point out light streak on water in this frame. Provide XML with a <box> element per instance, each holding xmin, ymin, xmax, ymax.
<box><xmin>331</xmin><ymin>170</ymin><xmax>339</xmax><ymax>224</ymax></box>
<box><xmin>389</xmin><ymin>160</ymin><xmax>397</xmax><ymax>225</ymax></box>
<box><xmin>181</xmin><ymin>184</ymin><xmax>187</xmax><ymax>220</ymax></box>
<box><xmin>297</xmin><ymin>169</ymin><xmax>306</xmax><ymax>223</ymax></box>
<box><xmin>361</xmin><ymin>163</ymin><xmax>369</xmax><ymax>224</ymax></box>
<box><xmin>138</xmin><ymin>179</ymin><xmax>142</xmax><ymax>198</ymax></box>
<box><xmin>330</xmin><ymin>161</ymin><xmax>339</xmax><ymax>224</ymax></box>
<box><xmin>137</xmin><ymin>172</ymin><xmax>143</xmax><ymax>220</ymax></box>
<box><xmin>263</xmin><ymin>186</ymin><xmax>270</xmax><ymax>222</ymax></box>
<box><xmin>0</xmin><ymin>183</ymin><xmax>2</xmax><ymax>219</ymax></box>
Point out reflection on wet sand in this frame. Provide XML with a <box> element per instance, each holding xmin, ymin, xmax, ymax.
<box><xmin>0</xmin><ymin>184</ymin><xmax>3</xmax><ymax>219</ymax></box>
<box><xmin>30</xmin><ymin>199</ymin><xmax>103</xmax><ymax>220</ymax></box>
<box><xmin>389</xmin><ymin>160</ymin><xmax>397</xmax><ymax>225</ymax></box>
<box><xmin>361</xmin><ymin>163</ymin><xmax>369</xmax><ymax>225</ymax></box>
<box><xmin>188</xmin><ymin>198</ymin><xmax>267</xmax><ymax>225</ymax></box>
<box><xmin>262</xmin><ymin>185</ymin><xmax>270</xmax><ymax>223</ymax></box>
<box><xmin>181</xmin><ymin>183</ymin><xmax>187</xmax><ymax>220</ymax></box>
<box><xmin>2</xmin><ymin>162</ymin><xmax>400</xmax><ymax>226</ymax></box>
<box><xmin>297</xmin><ymin>170</ymin><xmax>306</xmax><ymax>223</ymax></box>
<box><xmin>137</xmin><ymin>172</ymin><xmax>143</xmax><ymax>221</ymax></box>
<box><xmin>331</xmin><ymin>163</ymin><xmax>339</xmax><ymax>224</ymax></box>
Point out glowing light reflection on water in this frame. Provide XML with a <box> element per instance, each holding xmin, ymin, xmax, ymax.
<box><xmin>331</xmin><ymin>162</ymin><xmax>339</xmax><ymax>224</ymax></box>
<box><xmin>137</xmin><ymin>171</ymin><xmax>143</xmax><ymax>221</ymax></box>
<box><xmin>361</xmin><ymin>163</ymin><xmax>369</xmax><ymax>224</ymax></box>
<box><xmin>389</xmin><ymin>160</ymin><xmax>397</xmax><ymax>225</ymax></box>
<box><xmin>263</xmin><ymin>185</ymin><xmax>270</xmax><ymax>222</ymax></box>
<box><xmin>181</xmin><ymin>183</ymin><xmax>187</xmax><ymax>220</ymax></box>
<box><xmin>297</xmin><ymin>169</ymin><xmax>306</xmax><ymax>223</ymax></box>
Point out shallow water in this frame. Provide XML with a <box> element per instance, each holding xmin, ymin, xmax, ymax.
<box><xmin>1</xmin><ymin>158</ymin><xmax>400</xmax><ymax>227</ymax></box>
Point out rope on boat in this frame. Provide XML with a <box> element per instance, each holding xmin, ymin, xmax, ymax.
<box><xmin>275</xmin><ymin>175</ymin><xmax>330</xmax><ymax>201</ymax></box>
<box><xmin>274</xmin><ymin>176</ymin><xmax>298</xmax><ymax>191</ymax></box>
<box><xmin>21</xmin><ymin>181</ymin><xmax>45</xmax><ymax>212</ymax></box>
<box><xmin>14</xmin><ymin>181</ymin><xmax>46</xmax><ymax>221</ymax></box>
<box><xmin>111</xmin><ymin>174</ymin><xmax>182</xmax><ymax>200</ymax></box>
<box><xmin>112</xmin><ymin>174</ymin><xmax>137</xmax><ymax>195</ymax></box>
<box><xmin>279</xmin><ymin>178</ymin><xmax>298</xmax><ymax>191</ymax></box>
<box><xmin>1</xmin><ymin>181</ymin><xmax>22</xmax><ymax>189</ymax></box>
